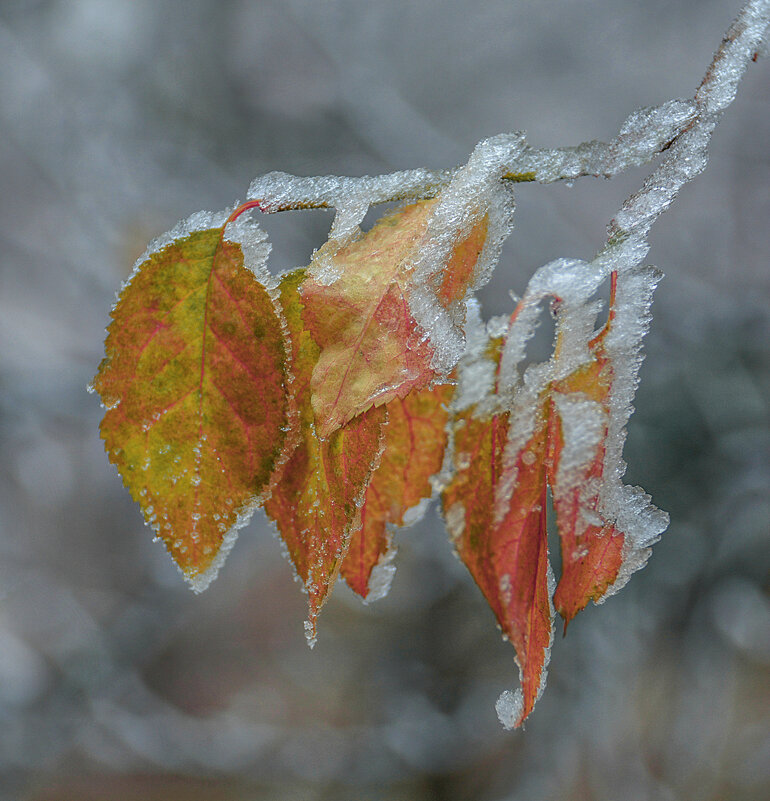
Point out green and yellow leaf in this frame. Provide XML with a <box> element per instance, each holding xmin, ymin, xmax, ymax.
<box><xmin>92</xmin><ymin>214</ymin><xmax>291</xmax><ymax>590</ymax></box>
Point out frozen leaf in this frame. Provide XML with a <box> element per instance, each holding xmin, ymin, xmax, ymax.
<box><xmin>441</xmin><ymin>263</ymin><xmax>668</xmax><ymax>724</ymax></box>
<box><xmin>264</xmin><ymin>270</ymin><xmax>387</xmax><ymax>645</ymax></box>
<box><xmin>549</xmin><ymin>267</ymin><xmax>669</xmax><ymax>622</ymax></box>
<box><xmin>492</xmin><ymin>259</ymin><xmax>667</xmax><ymax>628</ymax></box>
<box><xmin>342</xmin><ymin>382</ymin><xmax>454</xmax><ymax>601</ymax></box>
<box><xmin>300</xmin><ymin>199</ymin><xmax>489</xmax><ymax>438</ymax></box>
<box><xmin>547</xmin><ymin>295</ymin><xmax>624</xmax><ymax>624</ymax></box>
<box><xmin>442</xmin><ymin>336</ymin><xmax>554</xmax><ymax>728</ymax></box>
<box><xmin>91</xmin><ymin>209</ymin><xmax>291</xmax><ymax>590</ymax></box>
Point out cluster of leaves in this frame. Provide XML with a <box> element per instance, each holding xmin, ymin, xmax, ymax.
<box><xmin>91</xmin><ymin>0</ymin><xmax>770</xmax><ymax>727</ymax></box>
<box><xmin>92</xmin><ymin>170</ymin><xmax>664</xmax><ymax>728</ymax></box>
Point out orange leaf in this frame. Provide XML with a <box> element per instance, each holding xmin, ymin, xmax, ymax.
<box><xmin>548</xmin><ymin>343</ymin><xmax>624</xmax><ymax>625</ymax></box>
<box><xmin>546</xmin><ymin>268</ymin><xmax>667</xmax><ymax>625</ymax></box>
<box><xmin>342</xmin><ymin>382</ymin><xmax>454</xmax><ymax>601</ymax></box>
<box><xmin>264</xmin><ymin>270</ymin><xmax>387</xmax><ymax>644</ymax></box>
<box><xmin>442</xmin><ymin>339</ymin><xmax>554</xmax><ymax>728</ymax></box>
<box><xmin>91</xmin><ymin>213</ymin><xmax>291</xmax><ymax>590</ymax></box>
<box><xmin>300</xmin><ymin>199</ymin><xmax>489</xmax><ymax>438</ymax></box>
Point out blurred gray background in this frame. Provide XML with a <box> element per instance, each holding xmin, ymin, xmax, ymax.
<box><xmin>0</xmin><ymin>1</ymin><xmax>768</xmax><ymax>799</ymax></box>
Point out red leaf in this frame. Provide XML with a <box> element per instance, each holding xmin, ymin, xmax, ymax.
<box><xmin>342</xmin><ymin>382</ymin><xmax>454</xmax><ymax>601</ymax></box>
<box><xmin>264</xmin><ymin>270</ymin><xmax>386</xmax><ymax>644</ymax></box>
<box><xmin>91</xmin><ymin>212</ymin><xmax>291</xmax><ymax>590</ymax></box>
<box><xmin>442</xmin><ymin>338</ymin><xmax>554</xmax><ymax>728</ymax></box>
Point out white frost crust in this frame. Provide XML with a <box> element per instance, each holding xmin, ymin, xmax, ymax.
<box><xmin>492</xmin><ymin>258</ymin><xmax>607</xmax><ymax>525</ymax></box>
<box><xmin>591</xmin><ymin>267</ymin><xmax>669</xmax><ymax>599</ymax></box>
<box><xmin>444</xmin><ymin>501</ymin><xmax>466</xmax><ymax>545</ymax></box>
<box><xmin>362</xmin><ymin>541</ymin><xmax>398</xmax><ymax>604</ymax></box>
<box><xmin>515</xmin><ymin>98</ymin><xmax>696</xmax><ymax>183</ymax></box>
<box><xmin>489</xmin><ymin>259</ymin><xmax>668</xmax><ymax>607</ymax></box>
<box><xmin>539</xmin><ymin>267</ymin><xmax>668</xmax><ymax>604</ymax></box>
<box><xmin>552</xmin><ymin>394</ymin><xmax>607</xmax><ymax>494</ymax></box>
<box><xmin>438</xmin><ymin>299</ymin><xmax>502</xmax><ymax>500</ymax></box>
<box><xmin>408</xmin><ymin>134</ymin><xmax>522</xmax><ymax>374</ymax></box>
<box><xmin>451</xmin><ymin>298</ymin><xmax>497</xmax><ymax>413</ymax></box>
<box><xmin>496</xmin><ymin>258</ymin><xmax>606</xmax><ymax>400</ymax></box>
<box><xmin>533</xmin><ymin>0</ymin><xmax>770</xmax><ymax>603</ymax></box>
<box><xmin>610</xmin><ymin>0</ymin><xmax>770</xmax><ymax>246</ymax></box>
<box><xmin>358</xmin><ymin>494</ymin><xmax>434</xmax><ymax>606</ymax></box>
<box><xmin>223</xmin><ymin>213</ymin><xmax>274</xmax><ymax>287</ymax></box>
<box><xmin>696</xmin><ymin>0</ymin><xmax>770</xmax><ymax>117</ymax></box>
<box><xmin>247</xmin><ymin>168</ymin><xmax>454</xmax><ymax>247</ymax></box>
<box><xmin>496</xmin><ymin>560</ymin><xmax>556</xmax><ymax>729</ymax></box>
<box><xmin>401</xmin><ymin>496</ymin><xmax>433</xmax><ymax>528</ymax></box>
<box><xmin>182</xmin><ymin>506</ymin><xmax>253</xmax><ymax>594</ymax></box>
<box><xmin>495</xmin><ymin>689</ymin><xmax>523</xmax><ymax>730</ymax></box>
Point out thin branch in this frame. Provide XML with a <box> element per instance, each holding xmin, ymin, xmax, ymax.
<box><xmin>246</xmin><ymin>97</ymin><xmax>699</xmax><ymax>212</ymax></box>
<box><xmin>602</xmin><ymin>0</ymin><xmax>770</xmax><ymax>258</ymax></box>
<box><xmin>244</xmin><ymin>1</ymin><xmax>767</xmax><ymax>228</ymax></box>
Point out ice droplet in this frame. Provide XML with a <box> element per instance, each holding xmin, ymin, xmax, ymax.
<box><xmin>496</xmin><ymin>688</ymin><xmax>523</xmax><ymax>730</ymax></box>
<box><xmin>303</xmin><ymin>619</ymin><xmax>317</xmax><ymax>649</ymax></box>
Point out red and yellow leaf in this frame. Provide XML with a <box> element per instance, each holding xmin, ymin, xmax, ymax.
<box><xmin>442</xmin><ymin>339</ymin><xmax>554</xmax><ymax>728</ymax></box>
<box><xmin>342</xmin><ymin>382</ymin><xmax>454</xmax><ymax>600</ymax></box>
<box><xmin>548</xmin><ymin>339</ymin><xmax>624</xmax><ymax>625</ymax></box>
<box><xmin>300</xmin><ymin>199</ymin><xmax>488</xmax><ymax>438</ymax></box>
<box><xmin>542</xmin><ymin>273</ymin><xmax>624</xmax><ymax>624</ymax></box>
<box><xmin>264</xmin><ymin>270</ymin><xmax>386</xmax><ymax>643</ymax></box>
<box><xmin>92</xmin><ymin>217</ymin><xmax>291</xmax><ymax>590</ymax></box>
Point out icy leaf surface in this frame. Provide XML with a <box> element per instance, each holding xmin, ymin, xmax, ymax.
<box><xmin>91</xmin><ymin>211</ymin><xmax>290</xmax><ymax>591</ymax></box>
<box><xmin>342</xmin><ymin>382</ymin><xmax>453</xmax><ymax>601</ymax></box>
<box><xmin>548</xmin><ymin>268</ymin><xmax>669</xmax><ymax>621</ymax></box>
<box><xmin>547</xmin><ymin>314</ymin><xmax>624</xmax><ymax>623</ymax></box>
<box><xmin>301</xmin><ymin>199</ymin><xmax>489</xmax><ymax>438</ymax></box>
<box><xmin>500</xmin><ymin>262</ymin><xmax>667</xmax><ymax>626</ymax></box>
<box><xmin>441</xmin><ymin>261</ymin><xmax>669</xmax><ymax>724</ymax></box>
<box><xmin>264</xmin><ymin>270</ymin><xmax>386</xmax><ymax>644</ymax></box>
<box><xmin>408</xmin><ymin>135</ymin><xmax>519</xmax><ymax>373</ymax></box>
<box><xmin>442</xmin><ymin>336</ymin><xmax>554</xmax><ymax>728</ymax></box>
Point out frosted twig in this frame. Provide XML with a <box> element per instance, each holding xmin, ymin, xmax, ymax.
<box><xmin>502</xmin><ymin>98</ymin><xmax>697</xmax><ymax>183</ymax></box>
<box><xmin>247</xmin><ymin>168</ymin><xmax>455</xmax><ymax>212</ymax></box>
<box><xmin>605</xmin><ymin>0</ymin><xmax>770</xmax><ymax>250</ymax></box>
<box><xmin>245</xmin><ymin>98</ymin><xmax>699</xmax><ymax>214</ymax></box>
<box><xmin>244</xmin><ymin>2</ymin><xmax>767</xmax><ymax>233</ymax></box>
<box><xmin>248</xmin><ymin>168</ymin><xmax>454</xmax><ymax>244</ymax></box>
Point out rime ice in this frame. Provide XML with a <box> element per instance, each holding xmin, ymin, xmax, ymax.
<box><xmin>495</xmin><ymin>689</ymin><xmax>523</xmax><ymax>730</ymax></box>
<box><xmin>407</xmin><ymin>134</ymin><xmax>521</xmax><ymax>373</ymax></box>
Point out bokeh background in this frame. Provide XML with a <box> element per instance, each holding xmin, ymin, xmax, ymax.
<box><xmin>0</xmin><ymin>1</ymin><xmax>768</xmax><ymax>799</ymax></box>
